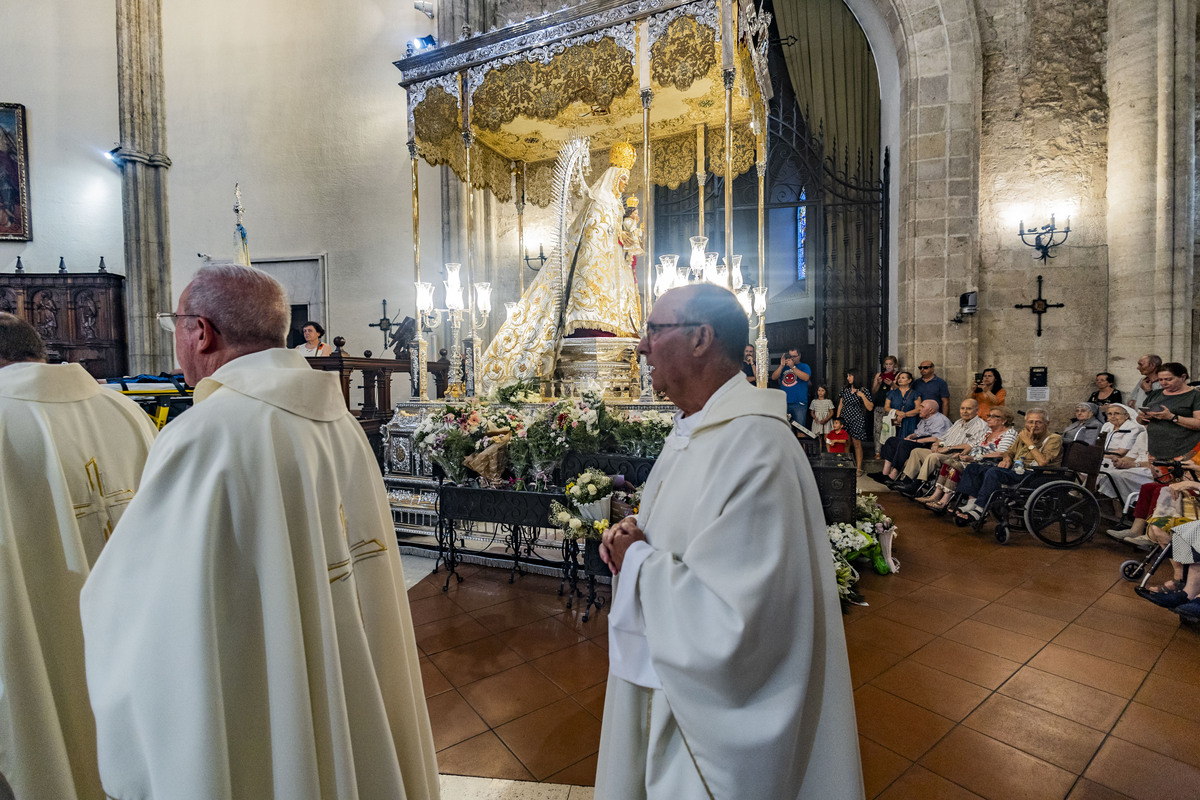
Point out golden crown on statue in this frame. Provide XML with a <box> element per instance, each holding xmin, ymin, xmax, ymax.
<box><xmin>625</xmin><ymin>197</ymin><xmax>639</xmax><ymax>208</ymax></box>
<box><xmin>609</xmin><ymin>141</ymin><xmax>637</xmax><ymax>170</ymax></box>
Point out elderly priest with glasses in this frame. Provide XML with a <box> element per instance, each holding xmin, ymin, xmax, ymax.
<box><xmin>596</xmin><ymin>284</ymin><xmax>863</xmax><ymax>800</ymax></box>
<box><xmin>80</xmin><ymin>263</ymin><xmax>439</xmax><ymax>800</ymax></box>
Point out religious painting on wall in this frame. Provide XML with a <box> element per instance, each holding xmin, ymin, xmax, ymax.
<box><xmin>0</xmin><ymin>103</ymin><xmax>32</xmax><ymax>241</ymax></box>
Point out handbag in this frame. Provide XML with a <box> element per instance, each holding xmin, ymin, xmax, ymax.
<box><xmin>878</xmin><ymin>414</ymin><xmax>895</xmax><ymax>446</ymax></box>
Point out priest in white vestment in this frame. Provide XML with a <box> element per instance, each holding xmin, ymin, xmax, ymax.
<box><xmin>596</xmin><ymin>285</ymin><xmax>864</xmax><ymax>800</ymax></box>
<box><xmin>80</xmin><ymin>264</ymin><xmax>439</xmax><ymax>800</ymax></box>
<box><xmin>0</xmin><ymin>313</ymin><xmax>157</xmax><ymax>800</ymax></box>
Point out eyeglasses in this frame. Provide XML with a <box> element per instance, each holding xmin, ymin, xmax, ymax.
<box><xmin>157</xmin><ymin>312</ymin><xmax>219</xmax><ymax>334</ymax></box>
<box><xmin>986</xmin><ymin>412</ymin><xmax>1005</xmax><ymax>418</ymax></box>
<box><xmin>644</xmin><ymin>321</ymin><xmax>700</xmax><ymax>340</ymax></box>
<box><xmin>919</xmin><ymin>364</ymin><xmax>934</xmax><ymax>370</ymax></box>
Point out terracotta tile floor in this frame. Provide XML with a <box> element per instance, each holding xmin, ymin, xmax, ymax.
<box><xmin>408</xmin><ymin>493</ymin><xmax>1200</xmax><ymax>798</ymax></box>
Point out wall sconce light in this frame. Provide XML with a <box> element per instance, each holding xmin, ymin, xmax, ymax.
<box><xmin>414</xmin><ymin>1</ymin><xmax>435</xmax><ymax>19</ymax></box>
<box><xmin>1018</xmin><ymin>214</ymin><xmax>1070</xmax><ymax>263</ymax></box>
<box><xmin>523</xmin><ymin>243</ymin><xmax>547</xmax><ymax>271</ymax></box>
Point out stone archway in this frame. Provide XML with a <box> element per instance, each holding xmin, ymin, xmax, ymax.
<box><xmin>848</xmin><ymin>0</ymin><xmax>982</xmax><ymax>380</ymax></box>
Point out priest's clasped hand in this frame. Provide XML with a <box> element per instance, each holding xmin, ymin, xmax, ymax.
<box><xmin>600</xmin><ymin>515</ymin><xmax>646</xmax><ymax>575</ymax></box>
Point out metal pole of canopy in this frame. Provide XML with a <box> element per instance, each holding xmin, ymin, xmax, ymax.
<box><xmin>515</xmin><ymin>161</ymin><xmax>526</xmax><ymax>293</ymax></box>
<box><xmin>755</xmin><ymin>130</ymin><xmax>768</xmax><ymax>388</ymax></box>
<box><xmin>409</xmin><ymin>137</ymin><xmax>427</xmax><ymax>401</ymax></box>
<box><xmin>696</xmin><ymin>124</ymin><xmax>705</xmax><ymax>239</ymax></box>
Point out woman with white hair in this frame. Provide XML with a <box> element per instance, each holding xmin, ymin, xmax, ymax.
<box><xmin>1096</xmin><ymin>403</ymin><xmax>1150</xmax><ymax>500</ymax></box>
<box><xmin>1062</xmin><ymin>402</ymin><xmax>1103</xmax><ymax>445</ymax></box>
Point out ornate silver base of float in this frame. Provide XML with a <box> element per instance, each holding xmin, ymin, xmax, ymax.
<box><xmin>554</xmin><ymin>336</ymin><xmax>640</xmax><ymax>400</ymax></box>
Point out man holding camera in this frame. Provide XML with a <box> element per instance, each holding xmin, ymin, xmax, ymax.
<box><xmin>771</xmin><ymin>347</ymin><xmax>811</xmax><ymax>425</ymax></box>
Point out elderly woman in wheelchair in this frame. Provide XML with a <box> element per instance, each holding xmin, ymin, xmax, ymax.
<box><xmin>954</xmin><ymin>409</ymin><xmax>1063</xmax><ymax>523</ymax></box>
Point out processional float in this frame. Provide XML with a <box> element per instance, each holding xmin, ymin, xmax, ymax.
<box><xmin>395</xmin><ymin>0</ymin><xmax>774</xmax><ymax>401</ymax></box>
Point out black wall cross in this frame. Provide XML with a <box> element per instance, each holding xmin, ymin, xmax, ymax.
<box><xmin>1013</xmin><ymin>275</ymin><xmax>1064</xmax><ymax>337</ymax></box>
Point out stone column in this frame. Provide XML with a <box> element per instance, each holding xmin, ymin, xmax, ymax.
<box><xmin>116</xmin><ymin>0</ymin><xmax>173</xmax><ymax>373</ymax></box>
<box><xmin>1107</xmin><ymin>0</ymin><xmax>1196</xmax><ymax>371</ymax></box>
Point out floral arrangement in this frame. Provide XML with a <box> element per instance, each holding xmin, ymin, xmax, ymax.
<box><xmin>548</xmin><ymin>501</ymin><xmax>609</xmax><ymax>541</ymax></box>
<box><xmin>413</xmin><ymin>402</ymin><xmax>489</xmax><ymax>484</ymax></box>
<box><xmin>549</xmin><ymin>468</ymin><xmax>616</xmax><ymax>541</ymax></box>
<box><xmin>612</xmin><ymin>408</ymin><xmax>674</xmax><ymax>457</ymax></box>
<box><xmin>413</xmin><ymin>389</ymin><xmax>671</xmax><ymax>489</ymax></box>
<box><xmin>828</xmin><ymin>493</ymin><xmax>900</xmax><ymax>603</ymax></box>
<box><xmin>565</xmin><ymin>467</ymin><xmax>614</xmax><ymax>507</ymax></box>
<box><xmin>488</xmin><ymin>378</ymin><xmax>542</xmax><ymax>406</ymax></box>
<box><xmin>546</xmin><ymin>397</ymin><xmax>604</xmax><ymax>454</ymax></box>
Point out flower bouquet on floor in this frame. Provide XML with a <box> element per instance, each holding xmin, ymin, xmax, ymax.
<box><xmin>827</xmin><ymin>522</ymin><xmax>876</xmax><ymax>605</ymax></box>
<box><xmin>855</xmin><ymin>493</ymin><xmax>900</xmax><ymax>574</ymax></box>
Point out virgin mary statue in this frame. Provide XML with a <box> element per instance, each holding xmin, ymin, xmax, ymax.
<box><xmin>480</xmin><ymin>142</ymin><xmax>642</xmax><ymax>387</ymax></box>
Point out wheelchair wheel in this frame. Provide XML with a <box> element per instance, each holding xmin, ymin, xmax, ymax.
<box><xmin>1120</xmin><ymin>559</ymin><xmax>1144</xmax><ymax>582</ymax></box>
<box><xmin>1024</xmin><ymin>480</ymin><xmax>1099</xmax><ymax>548</ymax></box>
<box><xmin>994</xmin><ymin>524</ymin><xmax>1010</xmax><ymax>545</ymax></box>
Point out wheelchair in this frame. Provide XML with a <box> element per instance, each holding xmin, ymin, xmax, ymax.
<box><xmin>952</xmin><ymin>442</ymin><xmax>1104</xmax><ymax>548</ymax></box>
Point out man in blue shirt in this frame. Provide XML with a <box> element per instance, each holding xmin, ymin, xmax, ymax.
<box><xmin>771</xmin><ymin>347</ymin><xmax>810</xmax><ymax>425</ymax></box>
<box><xmin>914</xmin><ymin>360</ymin><xmax>950</xmax><ymax>415</ymax></box>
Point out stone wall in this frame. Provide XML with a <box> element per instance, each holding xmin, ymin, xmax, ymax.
<box><xmin>975</xmin><ymin>0</ymin><xmax>1110</xmax><ymax>420</ymax></box>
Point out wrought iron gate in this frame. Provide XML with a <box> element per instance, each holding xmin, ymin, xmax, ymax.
<box><xmin>653</xmin><ymin>46</ymin><xmax>888</xmax><ymax>390</ymax></box>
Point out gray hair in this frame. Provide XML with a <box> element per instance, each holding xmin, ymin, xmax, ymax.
<box><xmin>920</xmin><ymin>399</ymin><xmax>940</xmax><ymax>412</ymax></box>
<box><xmin>183</xmin><ymin>262</ymin><xmax>289</xmax><ymax>349</ymax></box>
<box><xmin>0</xmin><ymin>312</ymin><xmax>46</xmax><ymax>363</ymax></box>
<box><xmin>678</xmin><ymin>284</ymin><xmax>748</xmax><ymax>364</ymax></box>
<box><xmin>1026</xmin><ymin>407</ymin><xmax>1049</xmax><ymax>421</ymax></box>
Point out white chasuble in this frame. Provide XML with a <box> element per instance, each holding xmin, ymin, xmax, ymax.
<box><xmin>596</xmin><ymin>378</ymin><xmax>865</xmax><ymax>800</ymax></box>
<box><xmin>0</xmin><ymin>362</ymin><xmax>157</xmax><ymax>800</ymax></box>
<box><xmin>81</xmin><ymin>349</ymin><xmax>439</xmax><ymax>800</ymax></box>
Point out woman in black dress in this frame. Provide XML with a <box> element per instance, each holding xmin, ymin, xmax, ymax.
<box><xmin>836</xmin><ymin>368</ymin><xmax>875</xmax><ymax>475</ymax></box>
<box><xmin>1087</xmin><ymin>372</ymin><xmax>1123</xmax><ymax>409</ymax></box>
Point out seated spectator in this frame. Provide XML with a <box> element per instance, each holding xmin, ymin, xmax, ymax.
<box><xmin>1139</xmin><ymin>480</ymin><xmax>1200</xmax><ymax>606</ymax></box>
<box><xmin>1087</xmin><ymin>372</ymin><xmax>1123</xmax><ymax>409</ymax></box>
<box><xmin>1062</xmin><ymin>402</ymin><xmax>1103</xmax><ymax>445</ymax></box>
<box><xmin>1097</xmin><ymin>403</ymin><xmax>1150</xmax><ymax>500</ymax></box>
<box><xmin>969</xmin><ymin>368</ymin><xmax>1006</xmax><ymax>416</ymax></box>
<box><xmin>955</xmin><ymin>408</ymin><xmax>1062</xmax><ymax>522</ymax></box>
<box><xmin>919</xmin><ymin>408</ymin><xmax>1017</xmax><ymax>510</ymax></box>
<box><xmin>1109</xmin><ymin>361</ymin><xmax>1200</xmax><ymax>546</ymax></box>
<box><xmin>873</xmin><ymin>399</ymin><xmax>951</xmax><ymax>482</ymax></box>
<box><xmin>891</xmin><ymin>398</ymin><xmax>989</xmax><ymax>494</ymax></box>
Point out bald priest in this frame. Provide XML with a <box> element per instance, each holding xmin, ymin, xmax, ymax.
<box><xmin>596</xmin><ymin>285</ymin><xmax>863</xmax><ymax>799</ymax></box>
<box><xmin>0</xmin><ymin>313</ymin><xmax>157</xmax><ymax>800</ymax></box>
<box><xmin>80</xmin><ymin>264</ymin><xmax>439</xmax><ymax>800</ymax></box>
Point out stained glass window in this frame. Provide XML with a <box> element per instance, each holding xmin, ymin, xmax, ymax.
<box><xmin>796</xmin><ymin>190</ymin><xmax>808</xmax><ymax>281</ymax></box>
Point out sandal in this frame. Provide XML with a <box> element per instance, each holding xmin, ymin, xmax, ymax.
<box><xmin>955</xmin><ymin>506</ymin><xmax>982</xmax><ymax>522</ymax></box>
<box><xmin>926</xmin><ymin>496</ymin><xmax>952</xmax><ymax>511</ymax></box>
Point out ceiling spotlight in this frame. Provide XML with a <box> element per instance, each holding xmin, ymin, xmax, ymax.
<box><xmin>414</xmin><ymin>1</ymin><xmax>434</xmax><ymax>19</ymax></box>
<box><xmin>406</xmin><ymin>34</ymin><xmax>437</xmax><ymax>58</ymax></box>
